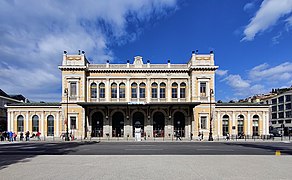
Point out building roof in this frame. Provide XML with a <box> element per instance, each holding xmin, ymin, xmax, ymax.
<box><xmin>0</xmin><ymin>89</ymin><xmax>10</xmax><ymax>98</ymax></box>
<box><xmin>6</xmin><ymin>102</ymin><xmax>61</xmax><ymax>107</ymax></box>
<box><xmin>216</xmin><ymin>102</ymin><xmax>269</xmax><ymax>107</ymax></box>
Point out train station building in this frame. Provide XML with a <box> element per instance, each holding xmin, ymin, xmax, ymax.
<box><xmin>6</xmin><ymin>51</ymin><xmax>270</xmax><ymax>140</ymax></box>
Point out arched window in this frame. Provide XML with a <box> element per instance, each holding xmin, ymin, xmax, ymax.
<box><xmin>222</xmin><ymin>115</ymin><xmax>229</xmax><ymax>136</ymax></box>
<box><xmin>32</xmin><ymin>115</ymin><xmax>39</xmax><ymax>132</ymax></box>
<box><xmin>151</xmin><ymin>83</ymin><xmax>158</xmax><ymax>98</ymax></box>
<box><xmin>47</xmin><ymin>115</ymin><xmax>54</xmax><ymax>136</ymax></box>
<box><xmin>119</xmin><ymin>83</ymin><xmax>125</xmax><ymax>98</ymax></box>
<box><xmin>139</xmin><ymin>83</ymin><xmax>146</xmax><ymax>98</ymax></box>
<box><xmin>111</xmin><ymin>83</ymin><xmax>117</xmax><ymax>98</ymax></box>
<box><xmin>160</xmin><ymin>82</ymin><xmax>166</xmax><ymax>99</ymax></box>
<box><xmin>17</xmin><ymin>115</ymin><xmax>24</xmax><ymax>132</ymax></box>
<box><xmin>90</xmin><ymin>82</ymin><xmax>97</xmax><ymax>98</ymax></box>
<box><xmin>180</xmin><ymin>82</ymin><xmax>186</xmax><ymax>98</ymax></box>
<box><xmin>131</xmin><ymin>83</ymin><xmax>137</xmax><ymax>98</ymax></box>
<box><xmin>172</xmin><ymin>82</ymin><xmax>178</xmax><ymax>98</ymax></box>
<box><xmin>252</xmin><ymin>115</ymin><xmax>259</xmax><ymax>136</ymax></box>
<box><xmin>237</xmin><ymin>115</ymin><xmax>244</xmax><ymax>136</ymax></box>
<box><xmin>99</xmin><ymin>83</ymin><xmax>105</xmax><ymax>98</ymax></box>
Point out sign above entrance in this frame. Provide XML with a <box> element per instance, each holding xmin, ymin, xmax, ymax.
<box><xmin>128</xmin><ymin>101</ymin><xmax>146</xmax><ymax>105</ymax></box>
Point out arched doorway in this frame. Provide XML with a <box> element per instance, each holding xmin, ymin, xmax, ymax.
<box><xmin>112</xmin><ymin>112</ymin><xmax>124</xmax><ymax>137</ymax></box>
<box><xmin>47</xmin><ymin>115</ymin><xmax>54</xmax><ymax>136</ymax></box>
<box><xmin>174</xmin><ymin>112</ymin><xmax>185</xmax><ymax>137</ymax></box>
<box><xmin>252</xmin><ymin>115</ymin><xmax>259</xmax><ymax>136</ymax></box>
<box><xmin>237</xmin><ymin>115</ymin><xmax>244</xmax><ymax>137</ymax></box>
<box><xmin>153</xmin><ymin>112</ymin><xmax>165</xmax><ymax>137</ymax></box>
<box><xmin>92</xmin><ymin>112</ymin><xmax>103</xmax><ymax>137</ymax></box>
<box><xmin>133</xmin><ymin>112</ymin><xmax>144</xmax><ymax>137</ymax></box>
<box><xmin>222</xmin><ymin>115</ymin><xmax>229</xmax><ymax>136</ymax></box>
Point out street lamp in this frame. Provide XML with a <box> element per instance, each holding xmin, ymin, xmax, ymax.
<box><xmin>64</xmin><ymin>88</ymin><xmax>70</xmax><ymax>141</ymax></box>
<box><xmin>208</xmin><ymin>89</ymin><xmax>214</xmax><ymax>141</ymax></box>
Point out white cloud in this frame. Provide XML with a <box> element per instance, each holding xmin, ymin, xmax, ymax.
<box><xmin>0</xmin><ymin>0</ymin><xmax>177</xmax><ymax>102</ymax></box>
<box><xmin>219</xmin><ymin>61</ymin><xmax>292</xmax><ymax>100</ymax></box>
<box><xmin>223</xmin><ymin>75</ymin><xmax>250</xmax><ymax>89</ymax></box>
<box><xmin>215</xmin><ymin>69</ymin><xmax>228</xmax><ymax>76</ymax></box>
<box><xmin>243</xmin><ymin>2</ymin><xmax>255</xmax><ymax>12</ymax></box>
<box><xmin>242</xmin><ymin>0</ymin><xmax>292</xmax><ymax>41</ymax></box>
<box><xmin>249</xmin><ymin>62</ymin><xmax>292</xmax><ymax>82</ymax></box>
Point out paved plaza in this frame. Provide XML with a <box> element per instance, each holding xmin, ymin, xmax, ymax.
<box><xmin>1</xmin><ymin>155</ymin><xmax>292</xmax><ymax>180</ymax></box>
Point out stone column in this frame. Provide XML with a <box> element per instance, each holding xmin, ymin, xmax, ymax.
<box><xmin>167</xmin><ymin>78</ymin><xmax>171</xmax><ymax>102</ymax></box>
<box><xmin>41</xmin><ymin>111</ymin><xmax>45</xmax><ymax>135</ymax></box>
<box><xmin>105</xmin><ymin>78</ymin><xmax>110</xmax><ymax>102</ymax></box>
<box><xmin>56</xmin><ymin>112</ymin><xmax>60</xmax><ymax>137</ymax></box>
<box><xmin>7</xmin><ymin>111</ymin><xmax>11</xmax><ymax>131</ymax></box>
<box><xmin>126</xmin><ymin>78</ymin><xmax>130</xmax><ymax>102</ymax></box>
<box><xmin>147</xmin><ymin>78</ymin><xmax>150</xmax><ymax>103</ymax></box>
<box><xmin>232</xmin><ymin>112</ymin><xmax>236</xmax><ymax>136</ymax></box>
<box><xmin>11</xmin><ymin>111</ymin><xmax>14</xmax><ymax>132</ymax></box>
<box><xmin>247</xmin><ymin>112</ymin><xmax>251</xmax><ymax>136</ymax></box>
<box><xmin>26</xmin><ymin>111</ymin><xmax>29</xmax><ymax>131</ymax></box>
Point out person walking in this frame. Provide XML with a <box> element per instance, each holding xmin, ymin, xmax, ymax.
<box><xmin>25</xmin><ymin>131</ymin><xmax>30</xmax><ymax>141</ymax></box>
<box><xmin>36</xmin><ymin>131</ymin><xmax>41</xmax><ymax>141</ymax></box>
<box><xmin>9</xmin><ymin>131</ymin><xmax>13</xmax><ymax>142</ymax></box>
<box><xmin>20</xmin><ymin>132</ymin><xmax>24</xmax><ymax>141</ymax></box>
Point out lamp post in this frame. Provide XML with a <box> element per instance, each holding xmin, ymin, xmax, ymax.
<box><xmin>64</xmin><ymin>88</ymin><xmax>70</xmax><ymax>141</ymax></box>
<box><xmin>208</xmin><ymin>89</ymin><xmax>214</xmax><ymax>141</ymax></box>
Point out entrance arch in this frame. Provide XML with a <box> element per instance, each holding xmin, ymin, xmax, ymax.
<box><xmin>133</xmin><ymin>112</ymin><xmax>145</xmax><ymax>137</ymax></box>
<box><xmin>92</xmin><ymin>112</ymin><xmax>103</xmax><ymax>137</ymax></box>
<box><xmin>153</xmin><ymin>112</ymin><xmax>165</xmax><ymax>137</ymax></box>
<box><xmin>173</xmin><ymin>112</ymin><xmax>185</xmax><ymax>137</ymax></box>
<box><xmin>112</xmin><ymin>112</ymin><xmax>124</xmax><ymax>137</ymax></box>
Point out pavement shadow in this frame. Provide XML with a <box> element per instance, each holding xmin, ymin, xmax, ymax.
<box><xmin>225</xmin><ymin>143</ymin><xmax>292</xmax><ymax>155</ymax></box>
<box><xmin>0</xmin><ymin>141</ymin><xmax>99</xmax><ymax>170</ymax></box>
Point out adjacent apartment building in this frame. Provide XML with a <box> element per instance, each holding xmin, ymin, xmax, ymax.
<box><xmin>5</xmin><ymin>51</ymin><xmax>270</xmax><ymax>140</ymax></box>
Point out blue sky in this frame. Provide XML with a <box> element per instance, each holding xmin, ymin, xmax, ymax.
<box><xmin>0</xmin><ymin>0</ymin><xmax>292</xmax><ymax>102</ymax></box>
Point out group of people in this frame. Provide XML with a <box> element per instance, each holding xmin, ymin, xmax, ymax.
<box><xmin>0</xmin><ymin>131</ymin><xmax>41</xmax><ymax>142</ymax></box>
<box><xmin>0</xmin><ymin>131</ymin><xmax>17</xmax><ymax>142</ymax></box>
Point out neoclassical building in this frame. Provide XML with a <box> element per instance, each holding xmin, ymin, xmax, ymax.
<box><xmin>6</xmin><ymin>51</ymin><xmax>270</xmax><ymax>140</ymax></box>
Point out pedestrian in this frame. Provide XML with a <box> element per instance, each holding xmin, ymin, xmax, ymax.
<box><xmin>36</xmin><ymin>131</ymin><xmax>41</xmax><ymax>141</ymax></box>
<box><xmin>9</xmin><ymin>131</ymin><xmax>13</xmax><ymax>142</ymax></box>
<box><xmin>226</xmin><ymin>133</ymin><xmax>230</xmax><ymax>141</ymax></box>
<box><xmin>25</xmin><ymin>131</ymin><xmax>30</xmax><ymax>141</ymax></box>
<box><xmin>198</xmin><ymin>132</ymin><xmax>201</xmax><ymax>141</ymax></box>
<box><xmin>201</xmin><ymin>132</ymin><xmax>204</xmax><ymax>141</ymax></box>
<box><xmin>20</xmin><ymin>132</ymin><xmax>24</xmax><ymax>141</ymax></box>
<box><xmin>190</xmin><ymin>132</ymin><xmax>193</xmax><ymax>141</ymax></box>
<box><xmin>176</xmin><ymin>130</ymin><xmax>182</xmax><ymax>141</ymax></box>
<box><xmin>13</xmin><ymin>132</ymin><xmax>17</xmax><ymax>141</ymax></box>
<box><xmin>0</xmin><ymin>132</ymin><xmax>3</xmax><ymax>141</ymax></box>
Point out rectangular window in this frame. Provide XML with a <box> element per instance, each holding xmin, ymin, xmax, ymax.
<box><xmin>279</xmin><ymin>112</ymin><xmax>284</xmax><ymax>118</ymax></box>
<box><xmin>200</xmin><ymin>82</ymin><xmax>206</xmax><ymax>96</ymax></box>
<box><xmin>271</xmin><ymin>121</ymin><xmax>277</xmax><ymax>124</ymax></box>
<box><xmin>70</xmin><ymin>117</ymin><xmax>77</xmax><ymax>129</ymax></box>
<box><xmin>278</xmin><ymin>104</ymin><xmax>284</xmax><ymax>111</ymax></box>
<box><xmin>100</xmin><ymin>88</ymin><xmax>105</xmax><ymax>98</ymax></box>
<box><xmin>272</xmin><ymin>113</ymin><xmax>277</xmax><ymax>119</ymax></box>
<box><xmin>140</xmin><ymin>88</ymin><xmax>145</xmax><ymax>98</ymax></box>
<box><xmin>180</xmin><ymin>88</ymin><xmax>186</xmax><ymax>98</ymax></box>
<box><xmin>111</xmin><ymin>88</ymin><xmax>117</xmax><ymax>98</ymax></box>
<box><xmin>70</xmin><ymin>82</ymin><xmax>77</xmax><ymax>97</ymax></box>
<box><xmin>91</xmin><ymin>87</ymin><xmax>97</xmax><ymax>98</ymax></box>
<box><xmin>279</xmin><ymin>96</ymin><xmax>284</xmax><ymax>103</ymax></box>
<box><xmin>119</xmin><ymin>88</ymin><xmax>125</xmax><ymax>98</ymax></box>
<box><xmin>172</xmin><ymin>88</ymin><xmax>177</xmax><ymax>98</ymax></box>
<box><xmin>272</xmin><ymin>106</ymin><xmax>277</xmax><ymax>112</ymax></box>
<box><xmin>160</xmin><ymin>88</ymin><xmax>165</xmax><ymax>98</ymax></box>
<box><xmin>285</xmin><ymin>120</ymin><xmax>291</xmax><ymax>124</ymax></box>
<box><xmin>286</xmin><ymin>95</ymin><xmax>291</xmax><ymax>102</ymax></box>
<box><xmin>131</xmin><ymin>88</ymin><xmax>137</xmax><ymax>98</ymax></box>
<box><xmin>200</xmin><ymin>116</ymin><xmax>207</xmax><ymax>129</ymax></box>
<box><xmin>272</xmin><ymin>99</ymin><xmax>277</xmax><ymax>104</ymax></box>
<box><xmin>17</xmin><ymin>120</ymin><xmax>24</xmax><ymax>132</ymax></box>
<box><xmin>152</xmin><ymin>88</ymin><xmax>157</xmax><ymax>98</ymax></box>
<box><xmin>286</xmin><ymin>103</ymin><xmax>291</xmax><ymax>110</ymax></box>
<box><xmin>286</xmin><ymin>111</ymin><xmax>292</xmax><ymax>118</ymax></box>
